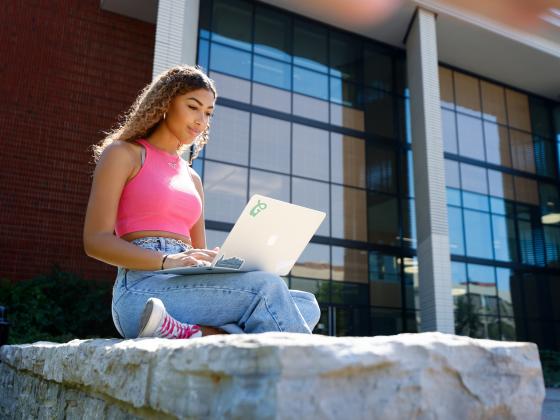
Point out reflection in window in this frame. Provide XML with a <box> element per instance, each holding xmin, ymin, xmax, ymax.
<box><xmin>252</xmin><ymin>82</ymin><xmax>291</xmax><ymax>113</ymax></box>
<box><xmin>487</xmin><ymin>169</ymin><xmax>515</xmax><ymax>200</ymax></box>
<box><xmin>518</xmin><ymin>220</ymin><xmax>536</xmax><ymax>265</ymax></box>
<box><xmin>249</xmin><ymin>169</ymin><xmax>290</xmax><ymax>202</ymax></box>
<box><xmin>510</xmin><ymin>129</ymin><xmax>535</xmax><ymax>173</ymax></box>
<box><xmin>448</xmin><ymin>206</ymin><xmax>465</xmax><ymax>255</ymax></box>
<box><xmin>330</xmin><ymin>103</ymin><xmax>365</xmax><ymax>131</ymax></box>
<box><xmin>329</xmin><ymin>31</ymin><xmax>362</xmax><ymax>81</ymax></box>
<box><xmin>367</xmin><ymin>191</ymin><xmax>399</xmax><ymax>246</ymax></box>
<box><xmin>544</xmin><ymin>225</ymin><xmax>560</xmax><ymax>268</ymax></box>
<box><xmin>464</xmin><ymin>209</ymin><xmax>493</xmax><ymax>259</ymax></box>
<box><xmin>403</xmin><ymin>256</ymin><xmax>419</xmax><ymax>310</ymax></box>
<box><xmin>293</xmin><ymin>66</ymin><xmax>328</xmax><ymax>100</ymax></box>
<box><xmin>211</xmin><ymin>0</ymin><xmax>252</xmax><ymax>51</ymax></box>
<box><xmin>530</xmin><ymin>97</ymin><xmax>553</xmax><ymax>138</ymax></box>
<box><xmin>203</xmin><ymin>161</ymin><xmax>248</xmax><ymax>223</ymax></box>
<box><xmin>332</xmin><ymin>246</ymin><xmax>368</xmax><ymax>283</ymax></box>
<box><xmin>371</xmin><ymin>308</ymin><xmax>402</xmax><ymax>335</ymax></box>
<box><xmin>514</xmin><ymin>176</ymin><xmax>539</xmax><ymax>205</ymax></box>
<box><xmin>492</xmin><ymin>215</ymin><xmax>517</xmax><ymax>262</ymax></box>
<box><xmin>457</xmin><ymin>113</ymin><xmax>484</xmax><ymax>161</ymax></box>
<box><xmin>253</xmin><ymin>55</ymin><xmax>291</xmax><ymax>90</ymax></box>
<box><xmin>254</xmin><ymin>5</ymin><xmax>291</xmax><ymax>62</ymax></box>
<box><xmin>291</xmin><ymin>277</ymin><xmax>330</xmax><ymax>304</ymax></box>
<box><xmin>331</xmin><ymin>134</ymin><xmax>366</xmax><ymax>188</ymax></box>
<box><xmin>293</xmin><ymin>93</ymin><xmax>329</xmax><ymax>122</ymax></box>
<box><xmin>293</xmin><ymin>19</ymin><xmax>328</xmax><ymax>73</ymax></box>
<box><xmin>484</xmin><ymin>122</ymin><xmax>511</xmax><ymax>167</ymax></box>
<box><xmin>467</xmin><ymin>263</ymin><xmax>497</xmax><ymax>315</ymax></box>
<box><xmin>401</xmin><ymin>150</ymin><xmax>415</xmax><ymax>198</ymax></box>
<box><xmin>445</xmin><ymin>159</ymin><xmax>461</xmax><ymax>189</ymax></box>
<box><xmin>205</xmin><ymin>106</ymin><xmax>249</xmax><ymax>165</ymax></box>
<box><xmin>496</xmin><ymin>267</ymin><xmax>514</xmax><ymax>317</ymax></box>
<box><xmin>337</xmin><ymin>307</ymin><xmax>371</xmax><ymax>335</ymax></box>
<box><xmin>505</xmin><ymin>89</ymin><xmax>531</xmax><ymax>132</ymax></box>
<box><xmin>366</xmin><ymin>143</ymin><xmax>397</xmax><ymax>193</ymax></box>
<box><xmin>291</xmin><ymin>242</ymin><xmax>330</xmax><ymax>280</ymax></box>
<box><xmin>292</xmin><ymin>177</ymin><xmax>330</xmax><ymax>236</ymax></box>
<box><xmin>364</xmin><ymin>89</ymin><xmax>395</xmax><ymax>139</ymax></box>
<box><xmin>331</xmin><ymin>185</ymin><xmax>367</xmax><ymax>242</ymax></box>
<box><xmin>250</xmin><ymin>114</ymin><xmax>290</xmax><ymax>173</ymax></box>
<box><xmin>369</xmin><ymin>252</ymin><xmax>401</xmax><ymax>308</ymax></box>
<box><xmin>292</xmin><ymin>124</ymin><xmax>329</xmax><ymax>181</ymax></box>
<box><xmin>206</xmin><ymin>229</ymin><xmax>229</xmax><ymax>250</ymax></box>
<box><xmin>330</xmin><ymin>78</ymin><xmax>361</xmax><ymax>107</ymax></box>
<box><xmin>438</xmin><ymin>66</ymin><xmax>454</xmax><ymax>109</ymax></box>
<box><xmin>402</xmin><ymin>198</ymin><xmax>417</xmax><ymax>248</ymax></box>
<box><xmin>209</xmin><ymin>71</ymin><xmax>251</xmax><ymax>103</ymax></box>
<box><xmin>363</xmin><ymin>45</ymin><xmax>392</xmax><ymax>91</ymax></box>
<box><xmin>480</xmin><ymin>80</ymin><xmax>507</xmax><ymax>124</ymax></box>
<box><xmin>210</xmin><ymin>43</ymin><xmax>251</xmax><ymax>79</ymax></box>
<box><xmin>451</xmin><ymin>261</ymin><xmax>467</xmax><ymax>312</ymax></box>
<box><xmin>460</xmin><ymin>163</ymin><xmax>487</xmax><ymax>195</ymax></box>
<box><xmin>442</xmin><ymin>108</ymin><xmax>457</xmax><ymax>154</ymax></box>
<box><xmin>454</xmin><ymin>72</ymin><xmax>481</xmax><ymax>117</ymax></box>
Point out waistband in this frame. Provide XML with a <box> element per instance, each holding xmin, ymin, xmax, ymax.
<box><xmin>130</xmin><ymin>236</ymin><xmax>193</xmax><ymax>250</ymax></box>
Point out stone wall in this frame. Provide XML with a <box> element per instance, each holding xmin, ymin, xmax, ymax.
<box><xmin>0</xmin><ymin>332</ymin><xmax>545</xmax><ymax>419</ymax></box>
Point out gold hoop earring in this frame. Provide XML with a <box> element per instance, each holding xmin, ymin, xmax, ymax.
<box><xmin>163</xmin><ymin>112</ymin><xmax>167</xmax><ymax>120</ymax></box>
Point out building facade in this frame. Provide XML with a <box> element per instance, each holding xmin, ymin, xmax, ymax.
<box><xmin>4</xmin><ymin>0</ymin><xmax>558</xmax><ymax>349</ymax></box>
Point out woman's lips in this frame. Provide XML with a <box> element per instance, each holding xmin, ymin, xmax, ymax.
<box><xmin>188</xmin><ymin>127</ymin><xmax>200</xmax><ymax>136</ymax></box>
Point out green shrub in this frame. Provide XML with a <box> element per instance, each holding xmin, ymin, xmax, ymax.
<box><xmin>540</xmin><ymin>349</ymin><xmax>560</xmax><ymax>388</ymax></box>
<box><xmin>0</xmin><ymin>264</ymin><xmax>116</xmax><ymax>345</ymax></box>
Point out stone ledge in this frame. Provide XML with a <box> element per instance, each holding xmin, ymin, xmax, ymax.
<box><xmin>0</xmin><ymin>332</ymin><xmax>545</xmax><ymax>419</ymax></box>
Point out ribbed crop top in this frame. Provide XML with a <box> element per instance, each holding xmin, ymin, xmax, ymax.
<box><xmin>114</xmin><ymin>139</ymin><xmax>202</xmax><ymax>238</ymax></box>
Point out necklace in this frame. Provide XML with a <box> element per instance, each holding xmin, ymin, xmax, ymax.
<box><xmin>147</xmin><ymin>140</ymin><xmax>181</xmax><ymax>168</ymax></box>
<box><xmin>168</xmin><ymin>154</ymin><xmax>180</xmax><ymax>169</ymax></box>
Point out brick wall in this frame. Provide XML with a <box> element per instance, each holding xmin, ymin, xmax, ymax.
<box><xmin>0</xmin><ymin>0</ymin><xmax>155</xmax><ymax>281</ymax></box>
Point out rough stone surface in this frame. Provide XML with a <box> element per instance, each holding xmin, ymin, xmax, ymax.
<box><xmin>0</xmin><ymin>332</ymin><xmax>545</xmax><ymax>419</ymax></box>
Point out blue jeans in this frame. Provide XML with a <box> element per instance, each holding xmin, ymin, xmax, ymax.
<box><xmin>111</xmin><ymin>236</ymin><xmax>321</xmax><ymax>338</ymax></box>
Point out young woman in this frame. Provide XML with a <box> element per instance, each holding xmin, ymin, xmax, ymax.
<box><xmin>83</xmin><ymin>65</ymin><xmax>321</xmax><ymax>339</ymax></box>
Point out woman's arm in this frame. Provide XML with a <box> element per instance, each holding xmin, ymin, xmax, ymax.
<box><xmin>83</xmin><ymin>141</ymin><xmax>165</xmax><ymax>270</ymax></box>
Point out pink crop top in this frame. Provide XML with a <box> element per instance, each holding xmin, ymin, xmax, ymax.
<box><xmin>115</xmin><ymin>139</ymin><xmax>202</xmax><ymax>238</ymax></box>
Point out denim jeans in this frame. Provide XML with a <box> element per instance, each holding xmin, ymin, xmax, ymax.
<box><xmin>111</xmin><ymin>236</ymin><xmax>321</xmax><ymax>338</ymax></box>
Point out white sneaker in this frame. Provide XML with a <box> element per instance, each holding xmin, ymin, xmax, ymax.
<box><xmin>138</xmin><ymin>297</ymin><xmax>202</xmax><ymax>339</ymax></box>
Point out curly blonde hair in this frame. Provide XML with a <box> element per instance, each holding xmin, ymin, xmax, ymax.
<box><xmin>91</xmin><ymin>64</ymin><xmax>217</xmax><ymax>166</ymax></box>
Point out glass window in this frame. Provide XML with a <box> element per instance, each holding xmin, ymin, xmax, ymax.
<box><xmin>438</xmin><ymin>66</ymin><xmax>454</xmax><ymax>109</ymax></box>
<box><xmin>534</xmin><ymin>137</ymin><xmax>556</xmax><ymax>178</ymax></box>
<box><xmin>293</xmin><ymin>93</ymin><xmax>329</xmax><ymax>123</ymax></box>
<box><xmin>205</xmin><ymin>106</ymin><xmax>249</xmax><ymax>165</ymax></box>
<box><xmin>291</xmin><ymin>277</ymin><xmax>330</xmax><ymax>303</ymax></box>
<box><xmin>539</xmin><ymin>183</ymin><xmax>560</xmax><ymax>220</ymax></box>
<box><xmin>252</xmin><ymin>82</ymin><xmax>291</xmax><ymax>113</ymax></box>
<box><xmin>492</xmin><ymin>214</ymin><xmax>517</xmax><ymax>262</ymax></box>
<box><xmin>367</xmin><ymin>191</ymin><xmax>399</xmax><ymax>246</ymax></box>
<box><xmin>544</xmin><ymin>226</ymin><xmax>560</xmax><ymax>268</ymax></box>
<box><xmin>518</xmin><ymin>220</ymin><xmax>536</xmax><ymax>265</ymax></box>
<box><xmin>496</xmin><ymin>267</ymin><xmax>513</xmax><ymax>317</ymax></box>
<box><xmin>403</xmin><ymin>256</ymin><xmax>419</xmax><ymax>309</ymax></box>
<box><xmin>363</xmin><ymin>44</ymin><xmax>392</xmax><ymax>91</ymax></box>
<box><xmin>331</xmin><ymin>185</ymin><xmax>367</xmax><ymax>242</ymax></box>
<box><xmin>454</xmin><ymin>72</ymin><xmax>481</xmax><ymax>117</ymax></box>
<box><xmin>487</xmin><ymin>169</ymin><xmax>515</xmax><ymax>200</ymax></box>
<box><xmin>292</xmin><ymin>123</ymin><xmax>329</xmax><ymax>181</ymax></box>
<box><xmin>402</xmin><ymin>198</ymin><xmax>417</xmax><ymax>248</ymax></box>
<box><xmin>364</xmin><ymin>89</ymin><xmax>395</xmax><ymax>139</ymax></box>
<box><xmin>292</xmin><ymin>177</ymin><xmax>330</xmax><ymax>236</ymax></box>
<box><xmin>514</xmin><ymin>176</ymin><xmax>539</xmax><ymax>205</ymax></box>
<box><xmin>401</xmin><ymin>150</ymin><xmax>414</xmax><ymax>198</ymax></box>
<box><xmin>204</xmin><ymin>161</ymin><xmax>248</xmax><ymax>223</ymax></box>
<box><xmin>197</xmin><ymin>38</ymin><xmax>210</xmax><ymax>70</ymax></box>
<box><xmin>249</xmin><ymin>169</ymin><xmax>290</xmax><ymax>202</ymax></box>
<box><xmin>199</xmin><ymin>0</ymin><xmax>211</xmax><ymax>39</ymax></box>
<box><xmin>448</xmin><ymin>206</ymin><xmax>465</xmax><ymax>255</ymax></box>
<box><xmin>457</xmin><ymin>114</ymin><xmax>485</xmax><ymax>161</ymax></box>
<box><xmin>369</xmin><ymin>252</ymin><xmax>401</xmax><ymax>308</ymax></box>
<box><xmin>505</xmin><ymin>89</ymin><xmax>531</xmax><ymax>132</ymax></box>
<box><xmin>210</xmin><ymin>42</ymin><xmax>251</xmax><ymax>79</ymax></box>
<box><xmin>331</xmin><ymin>134</ymin><xmax>366</xmax><ymax>188</ymax></box>
<box><xmin>395</xmin><ymin>55</ymin><xmax>407</xmax><ymax>98</ymax></box>
<box><xmin>365</xmin><ymin>142</ymin><xmax>397</xmax><ymax>193</ymax></box>
<box><xmin>447</xmin><ymin>187</ymin><xmax>461</xmax><ymax>206</ymax></box>
<box><xmin>293</xmin><ymin>19</ymin><xmax>328</xmax><ymax>74</ymax></box>
<box><xmin>484</xmin><ymin>122</ymin><xmax>511</xmax><ymax>167</ymax></box>
<box><xmin>206</xmin><ymin>229</ymin><xmax>229</xmax><ymax>249</ymax></box>
<box><xmin>336</xmin><ymin>307</ymin><xmax>371</xmax><ymax>336</ymax></box>
<box><xmin>530</xmin><ymin>97</ymin><xmax>553</xmax><ymax>139</ymax></box>
<box><xmin>209</xmin><ymin>71</ymin><xmax>251</xmax><ymax>103</ymax></box>
<box><xmin>254</xmin><ymin>5</ymin><xmax>291</xmax><ymax>62</ymax></box>
<box><xmin>250</xmin><ymin>114</ymin><xmax>290</xmax><ymax>173</ymax></box>
<box><xmin>293</xmin><ymin>66</ymin><xmax>328</xmax><ymax>100</ymax></box>
<box><xmin>332</xmin><ymin>246</ymin><xmax>368</xmax><ymax>283</ymax></box>
<box><xmin>329</xmin><ymin>31</ymin><xmax>362</xmax><ymax>82</ymax></box>
<box><xmin>445</xmin><ymin>159</ymin><xmax>461</xmax><ymax>189</ymax></box>
<box><xmin>480</xmin><ymin>81</ymin><xmax>507</xmax><ymax>124</ymax></box>
<box><xmin>211</xmin><ymin>0</ymin><xmax>252</xmax><ymax>51</ymax></box>
<box><xmin>460</xmin><ymin>163</ymin><xmax>488</xmax><ymax>195</ymax></box>
<box><xmin>462</xmin><ymin>191</ymin><xmax>489</xmax><ymax>212</ymax></box>
<box><xmin>330</xmin><ymin>103</ymin><xmax>365</xmax><ymax>131</ymax></box>
<box><xmin>510</xmin><ymin>129</ymin><xmax>535</xmax><ymax>173</ymax></box>
<box><xmin>442</xmin><ymin>108</ymin><xmax>458</xmax><ymax>154</ymax></box>
<box><xmin>451</xmin><ymin>261</ymin><xmax>467</xmax><ymax>311</ymax></box>
<box><xmin>253</xmin><ymin>55</ymin><xmax>291</xmax><ymax>90</ymax></box>
<box><xmin>291</xmin><ymin>242</ymin><xmax>330</xmax><ymax>279</ymax></box>
<box><xmin>330</xmin><ymin>78</ymin><xmax>361</xmax><ymax>108</ymax></box>
<box><xmin>464</xmin><ymin>209</ymin><xmax>493</xmax><ymax>259</ymax></box>
<box><xmin>467</xmin><ymin>264</ymin><xmax>497</xmax><ymax>314</ymax></box>
<box><xmin>370</xmin><ymin>308</ymin><xmax>402</xmax><ymax>335</ymax></box>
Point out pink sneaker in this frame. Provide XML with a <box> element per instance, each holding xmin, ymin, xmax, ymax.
<box><xmin>138</xmin><ymin>297</ymin><xmax>202</xmax><ymax>339</ymax></box>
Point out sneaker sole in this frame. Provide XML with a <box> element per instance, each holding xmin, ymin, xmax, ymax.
<box><xmin>138</xmin><ymin>297</ymin><xmax>165</xmax><ymax>337</ymax></box>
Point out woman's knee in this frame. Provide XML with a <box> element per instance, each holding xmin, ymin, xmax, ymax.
<box><xmin>244</xmin><ymin>271</ymin><xmax>289</xmax><ymax>294</ymax></box>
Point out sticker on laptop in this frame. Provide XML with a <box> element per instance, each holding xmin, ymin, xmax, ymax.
<box><xmin>250</xmin><ymin>199</ymin><xmax>267</xmax><ymax>217</ymax></box>
<box><xmin>214</xmin><ymin>254</ymin><xmax>245</xmax><ymax>269</ymax></box>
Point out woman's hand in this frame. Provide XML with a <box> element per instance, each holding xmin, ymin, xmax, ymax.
<box><xmin>162</xmin><ymin>246</ymin><xmax>220</xmax><ymax>269</ymax></box>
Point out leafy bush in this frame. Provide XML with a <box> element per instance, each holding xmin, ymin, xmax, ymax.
<box><xmin>540</xmin><ymin>349</ymin><xmax>560</xmax><ymax>388</ymax></box>
<box><xmin>0</xmin><ymin>264</ymin><xmax>116</xmax><ymax>345</ymax></box>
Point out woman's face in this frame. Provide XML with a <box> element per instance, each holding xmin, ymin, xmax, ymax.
<box><xmin>167</xmin><ymin>88</ymin><xmax>215</xmax><ymax>145</ymax></box>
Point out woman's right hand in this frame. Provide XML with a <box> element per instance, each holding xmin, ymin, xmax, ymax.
<box><xmin>162</xmin><ymin>246</ymin><xmax>220</xmax><ymax>269</ymax></box>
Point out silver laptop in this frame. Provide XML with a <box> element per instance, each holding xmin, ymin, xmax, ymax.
<box><xmin>159</xmin><ymin>193</ymin><xmax>326</xmax><ymax>276</ymax></box>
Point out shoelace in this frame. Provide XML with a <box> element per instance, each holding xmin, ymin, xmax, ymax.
<box><xmin>158</xmin><ymin>314</ymin><xmax>201</xmax><ymax>339</ymax></box>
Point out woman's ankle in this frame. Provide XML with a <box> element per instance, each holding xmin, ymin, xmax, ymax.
<box><xmin>200</xmin><ymin>325</ymin><xmax>228</xmax><ymax>336</ymax></box>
